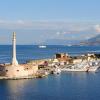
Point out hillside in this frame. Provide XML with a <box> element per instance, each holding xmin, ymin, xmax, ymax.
<box><xmin>80</xmin><ymin>34</ymin><xmax>100</xmax><ymax>46</ymax></box>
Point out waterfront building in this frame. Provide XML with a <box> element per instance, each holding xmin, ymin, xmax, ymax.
<box><xmin>54</xmin><ymin>53</ymin><xmax>71</xmax><ymax>65</ymax></box>
<box><xmin>0</xmin><ymin>32</ymin><xmax>38</xmax><ymax>78</ymax></box>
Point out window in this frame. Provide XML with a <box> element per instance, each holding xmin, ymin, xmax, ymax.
<box><xmin>56</xmin><ymin>54</ymin><xmax>61</xmax><ymax>58</ymax></box>
<box><xmin>6</xmin><ymin>70</ymin><xmax>8</xmax><ymax>72</ymax></box>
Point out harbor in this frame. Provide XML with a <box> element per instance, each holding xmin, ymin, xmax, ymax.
<box><xmin>0</xmin><ymin>33</ymin><xmax>100</xmax><ymax>100</ymax></box>
<box><xmin>0</xmin><ymin>1</ymin><xmax>100</xmax><ymax>100</ymax></box>
<box><xmin>0</xmin><ymin>32</ymin><xmax>100</xmax><ymax>80</ymax></box>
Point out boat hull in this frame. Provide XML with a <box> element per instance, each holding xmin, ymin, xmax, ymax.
<box><xmin>88</xmin><ymin>67</ymin><xmax>100</xmax><ymax>72</ymax></box>
<box><xmin>61</xmin><ymin>68</ymin><xmax>87</xmax><ymax>72</ymax></box>
<box><xmin>61</xmin><ymin>66</ymin><xmax>100</xmax><ymax>72</ymax></box>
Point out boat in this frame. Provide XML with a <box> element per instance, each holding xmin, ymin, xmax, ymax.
<box><xmin>61</xmin><ymin>67</ymin><xmax>87</xmax><ymax>72</ymax></box>
<box><xmin>53</xmin><ymin>69</ymin><xmax>61</xmax><ymax>74</ymax></box>
<box><xmin>61</xmin><ymin>62</ymin><xmax>88</xmax><ymax>72</ymax></box>
<box><xmin>87</xmin><ymin>60</ymin><xmax>100</xmax><ymax>72</ymax></box>
<box><xmin>38</xmin><ymin>45</ymin><xmax>46</xmax><ymax>48</ymax></box>
<box><xmin>55</xmin><ymin>68</ymin><xmax>61</xmax><ymax>74</ymax></box>
<box><xmin>53</xmin><ymin>67</ymin><xmax>61</xmax><ymax>74</ymax></box>
<box><xmin>61</xmin><ymin>60</ymin><xmax>100</xmax><ymax>72</ymax></box>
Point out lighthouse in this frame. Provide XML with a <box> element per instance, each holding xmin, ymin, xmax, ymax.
<box><xmin>11</xmin><ymin>32</ymin><xmax>18</xmax><ymax>66</ymax></box>
<box><xmin>0</xmin><ymin>32</ymin><xmax>38</xmax><ymax>78</ymax></box>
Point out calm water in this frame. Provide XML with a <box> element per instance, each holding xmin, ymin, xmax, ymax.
<box><xmin>0</xmin><ymin>45</ymin><xmax>100</xmax><ymax>100</ymax></box>
<box><xmin>0</xmin><ymin>45</ymin><xmax>100</xmax><ymax>63</ymax></box>
<box><xmin>0</xmin><ymin>73</ymin><xmax>100</xmax><ymax>100</ymax></box>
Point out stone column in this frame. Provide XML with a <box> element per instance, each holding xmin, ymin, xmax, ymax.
<box><xmin>12</xmin><ymin>32</ymin><xmax>18</xmax><ymax>66</ymax></box>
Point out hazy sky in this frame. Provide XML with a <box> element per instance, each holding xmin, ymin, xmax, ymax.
<box><xmin>0</xmin><ymin>0</ymin><xmax>100</xmax><ymax>44</ymax></box>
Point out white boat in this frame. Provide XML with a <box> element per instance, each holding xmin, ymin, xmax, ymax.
<box><xmin>38</xmin><ymin>45</ymin><xmax>46</xmax><ymax>48</ymax></box>
<box><xmin>53</xmin><ymin>68</ymin><xmax>61</xmax><ymax>74</ymax></box>
<box><xmin>88</xmin><ymin>67</ymin><xmax>100</xmax><ymax>72</ymax></box>
<box><xmin>61</xmin><ymin>68</ymin><xmax>87</xmax><ymax>72</ymax></box>
<box><xmin>61</xmin><ymin>64</ymin><xmax>88</xmax><ymax>72</ymax></box>
<box><xmin>62</xmin><ymin>60</ymin><xmax>100</xmax><ymax>72</ymax></box>
<box><xmin>87</xmin><ymin>60</ymin><xmax>100</xmax><ymax>72</ymax></box>
<box><xmin>45</xmin><ymin>71</ymin><xmax>49</xmax><ymax>75</ymax></box>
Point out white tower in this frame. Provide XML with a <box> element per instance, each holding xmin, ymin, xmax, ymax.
<box><xmin>12</xmin><ymin>32</ymin><xmax>18</xmax><ymax>66</ymax></box>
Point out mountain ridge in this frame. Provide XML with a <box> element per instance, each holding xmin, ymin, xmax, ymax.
<box><xmin>80</xmin><ymin>34</ymin><xmax>100</xmax><ymax>46</ymax></box>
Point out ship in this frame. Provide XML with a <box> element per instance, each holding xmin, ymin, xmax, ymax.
<box><xmin>38</xmin><ymin>45</ymin><xmax>47</xmax><ymax>48</ymax></box>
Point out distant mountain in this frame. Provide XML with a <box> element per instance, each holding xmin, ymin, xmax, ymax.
<box><xmin>43</xmin><ymin>34</ymin><xmax>100</xmax><ymax>45</ymax></box>
<box><xmin>88</xmin><ymin>34</ymin><xmax>100</xmax><ymax>42</ymax></box>
<box><xmin>80</xmin><ymin>34</ymin><xmax>100</xmax><ymax>46</ymax></box>
<box><xmin>44</xmin><ymin>39</ymin><xmax>81</xmax><ymax>45</ymax></box>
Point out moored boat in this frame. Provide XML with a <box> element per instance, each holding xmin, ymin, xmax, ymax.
<box><xmin>62</xmin><ymin>60</ymin><xmax>100</xmax><ymax>72</ymax></box>
<box><xmin>54</xmin><ymin>68</ymin><xmax>61</xmax><ymax>74</ymax></box>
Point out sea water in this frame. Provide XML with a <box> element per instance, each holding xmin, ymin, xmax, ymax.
<box><xmin>0</xmin><ymin>45</ymin><xmax>100</xmax><ymax>63</ymax></box>
<box><xmin>0</xmin><ymin>72</ymin><xmax>100</xmax><ymax>100</ymax></box>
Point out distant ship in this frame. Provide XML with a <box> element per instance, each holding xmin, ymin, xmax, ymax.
<box><xmin>38</xmin><ymin>45</ymin><xmax>47</xmax><ymax>48</ymax></box>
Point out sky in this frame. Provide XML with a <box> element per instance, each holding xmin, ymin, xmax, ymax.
<box><xmin>0</xmin><ymin>0</ymin><xmax>100</xmax><ymax>44</ymax></box>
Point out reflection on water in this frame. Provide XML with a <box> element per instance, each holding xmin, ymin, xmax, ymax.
<box><xmin>0</xmin><ymin>73</ymin><xmax>100</xmax><ymax>100</ymax></box>
<box><xmin>0</xmin><ymin>79</ymin><xmax>37</xmax><ymax>100</ymax></box>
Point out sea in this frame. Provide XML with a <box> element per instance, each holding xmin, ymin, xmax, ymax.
<box><xmin>0</xmin><ymin>45</ymin><xmax>100</xmax><ymax>100</ymax></box>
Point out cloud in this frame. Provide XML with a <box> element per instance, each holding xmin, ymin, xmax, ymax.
<box><xmin>0</xmin><ymin>19</ymin><xmax>34</xmax><ymax>29</ymax></box>
<box><xmin>0</xmin><ymin>20</ymin><xmax>100</xmax><ymax>44</ymax></box>
<box><xmin>94</xmin><ymin>24</ymin><xmax>100</xmax><ymax>33</ymax></box>
<box><xmin>17</xmin><ymin>20</ymin><xmax>25</xmax><ymax>24</ymax></box>
<box><xmin>56</xmin><ymin>32</ymin><xmax>61</xmax><ymax>35</ymax></box>
<box><xmin>0</xmin><ymin>19</ymin><xmax>99</xmax><ymax>38</ymax></box>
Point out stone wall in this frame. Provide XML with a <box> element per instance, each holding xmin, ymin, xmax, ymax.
<box><xmin>0</xmin><ymin>64</ymin><xmax>38</xmax><ymax>78</ymax></box>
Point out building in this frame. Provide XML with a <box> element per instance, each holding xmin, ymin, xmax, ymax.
<box><xmin>54</xmin><ymin>53</ymin><xmax>71</xmax><ymax>65</ymax></box>
<box><xmin>0</xmin><ymin>32</ymin><xmax>38</xmax><ymax>78</ymax></box>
